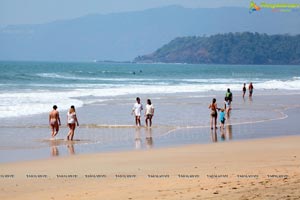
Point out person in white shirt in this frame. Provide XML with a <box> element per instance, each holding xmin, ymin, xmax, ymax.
<box><xmin>132</xmin><ymin>97</ymin><xmax>143</xmax><ymax>126</ymax></box>
<box><xmin>145</xmin><ymin>99</ymin><xmax>154</xmax><ymax>127</ymax></box>
<box><xmin>67</xmin><ymin>105</ymin><xmax>79</xmax><ymax>141</ymax></box>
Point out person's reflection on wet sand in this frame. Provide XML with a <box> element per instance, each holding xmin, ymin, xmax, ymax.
<box><xmin>67</xmin><ymin>143</ymin><xmax>75</xmax><ymax>155</ymax></box>
<box><xmin>49</xmin><ymin>139</ymin><xmax>60</xmax><ymax>157</ymax></box>
<box><xmin>249</xmin><ymin>96</ymin><xmax>253</xmax><ymax>103</ymax></box>
<box><xmin>135</xmin><ymin>127</ymin><xmax>142</xmax><ymax>149</ymax></box>
<box><xmin>210</xmin><ymin>128</ymin><xmax>217</xmax><ymax>142</ymax></box>
<box><xmin>226</xmin><ymin>124</ymin><xmax>233</xmax><ymax>140</ymax></box>
<box><xmin>220</xmin><ymin>126</ymin><xmax>226</xmax><ymax>141</ymax></box>
<box><xmin>145</xmin><ymin>127</ymin><xmax>153</xmax><ymax>149</ymax></box>
<box><xmin>226</xmin><ymin>118</ymin><xmax>233</xmax><ymax>140</ymax></box>
<box><xmin>51</xmin><ymin>146</ymin><xmax>59</xmax><ymax>156</ymax></box>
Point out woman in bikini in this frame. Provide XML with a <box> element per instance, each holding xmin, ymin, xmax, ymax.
<box><xmin>49</xmin><ymin>105</ymin><xmax>61</xmax><ymax>138</ymax></box>
<box><xmin>209</xmin><ymin>98</ymin><xmax>219</xmax><ymax>129</ymax></box>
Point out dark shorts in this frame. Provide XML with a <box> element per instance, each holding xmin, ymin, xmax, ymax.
<box><xmin>146</xmin><ymin>114</ymin><xmax>153</xmax><ymax>118</ymax></box>
<box><xmin>221</xmin><ymin>119</ymin><xmax>225</xmax><ymax>124</ymax></box>
<box><xmin>211</xmin><ymin>111</ymin><xmax>217</xmax><ymax>118</ymax></box>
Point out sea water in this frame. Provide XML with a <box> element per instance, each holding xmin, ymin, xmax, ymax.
<box><xmin>0</xmin><ymin>61</ymin><xmax>300</xmax><ymax>162</ymax></box>
<box><xmin>1</xmin><ymin>61</ymin><xmax>300</xmax><ymax>119</ymax></box>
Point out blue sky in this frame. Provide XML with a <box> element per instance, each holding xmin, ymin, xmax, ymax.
<box><xmin>1</xmin><ymin>0</ymin><xmax>300</xmax><ymax>26</ymax></box>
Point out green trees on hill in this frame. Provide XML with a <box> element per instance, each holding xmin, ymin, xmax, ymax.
<box><xmin>134</xmin><ymin>32</ymin><xmax>300</xmax><ymax>64</ymax></box>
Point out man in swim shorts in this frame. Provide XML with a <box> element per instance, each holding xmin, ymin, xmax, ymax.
<box><xmin>49</xmin><ymin>105</ymin><xmax>61</xmax><ymax>138</ymax></box>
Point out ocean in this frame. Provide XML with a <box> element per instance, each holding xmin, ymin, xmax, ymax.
<box><xmin>1</xmin><ymin>61</ymin><xmax>300</xmax><ymax>119</ymax></box>
<box><xmin>0</xmin><ymin>61</ymin><xmax>300</xmax><ymax>162</ymax></box>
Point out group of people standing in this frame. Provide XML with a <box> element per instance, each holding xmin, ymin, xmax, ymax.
<box><xmin>209</xmin><ymin>88</ymin><xmax>233</xmax><ymax>130</ymax></box>
<box><xmin>209</xmin><ymin>83</ymin><xmax>254</xmax><ymax>129</ymax></box>
<box><xmin>49</xmin><ymin>98</ymin><xmax>154</xmax><ymax>140</ymax></box>
<box><xmin>49</xmin><ymin>83</ymin><xmax>253</xmax><ymax>140</ymax></box>
<box><xmin>49</xmin><ymin>105</ymin><xmax>79</xmax><ymax>140</ymax></box>
<box><xmin>243</xmin><ymin>82</ymin><xmax>254</xmax><ymax>98</ymax></box>
<box><xmin>131</xmin><ymin>97</ymin><xmax>155</xmax><ymax>127</ymax></box>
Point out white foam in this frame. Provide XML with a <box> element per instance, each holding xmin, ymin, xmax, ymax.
<box><xmin>1</xmin><ymin>78</ymin><xmax>300</xmax><ymax>118</ymax></box>
<box><xmin>255</xmin><ymin>79</ymin><xmax>300</xmax><ymax>90</ymax></box>
<box><xmin>0</xmin><ymin>91</ymin><xmax>83</xmax><ymax>118</ymax></box>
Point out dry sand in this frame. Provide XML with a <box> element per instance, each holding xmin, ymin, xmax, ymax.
<box><xmin>0</xmin><ymin>135</ymin><xmax>299</xmax><ymax>200</ymax></box>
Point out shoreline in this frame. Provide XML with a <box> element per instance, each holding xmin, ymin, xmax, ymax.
<box><xmin>1</xmin><ymin>95</ymin><xmax>300</xmax><ymax>163</ymax></box>
<box><xmin>1</xmin><ymin>90</ymin><xmax>300</xmax><ymax>122</ymax></box>
<box><xmin>1</xmin><ymin>135</ymin><xmax>299</xmax><ymax>200</ymax></box>
<box><xmin>1</xmin><ymin>133</ymin><xmax>299</xmax><ymax>165</ymax></box>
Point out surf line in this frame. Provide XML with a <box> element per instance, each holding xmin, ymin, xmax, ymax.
<box><xmin>158</xmin><ymin>109</ymin><xmax>289</xmax><ymax>137</ymax></box>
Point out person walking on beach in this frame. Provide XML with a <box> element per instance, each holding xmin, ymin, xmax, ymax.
<box><xmin>249</xmin><ymin>82</ymin><xmax>254</xmax><ymax>97</ymax></box>
<box><xmin>145</xmin><ymin>99</ymin><xmax>154</xmax><ymax>127</ymax></box>
<box><xmin>49</xmin><ymin>105</ymin><xmax>61</xmax><ymax>138</ymax></box>
<box><xmin>225</xmin><ymin>88</ymin><xmax>233</xmax><ymax>105</ymax></box>
<box><xmin>224</xmin><ymin>97</ymin><xmax>231</xmax><ymax>118</ymax></box>
<box><xmin>242</xmin><ymin>83</ymin><xmax>246</xmax><ymax>98</ymax></box>
<box><xmin>132</xmin><ymin>97</ymin><xmax>143</xmax><ymax>126</ymax></box>
<box><xmin>67</xmin><ymin>105</ymin><xmax>79</xmax><ymax>141</ymax></box>
<box><xmin>209</xmin><ymin>98</ymin><xmax>218</xmax><ymax>129</ymax></box>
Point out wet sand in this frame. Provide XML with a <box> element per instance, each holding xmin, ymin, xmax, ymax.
<box><xmin>1</xmin><ymin>92</ymin><xmax>300</xmax><ymax>162</ymax></box>
<box><xmin>0</xmin><ymin>135</ymin><xmax>299</xmax><ymax>200</ymax></box>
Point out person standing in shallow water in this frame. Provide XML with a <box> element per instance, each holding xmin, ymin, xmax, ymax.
<box><xmin>249</xmin><ymin>82</ymin><xmax>254</xmax><ymax>97</ymax></box>
<box><xmin>242</xmin><ymin>83</ymin><xmax>246</xmax><ymax>98</ymax></box>
<box><xmin>209</xmin><ymin>98</ymin><xmax>218</xmax><ymax>129</ymax></box>
<box><xmin>225</xmin><ymin>88</ymin><xmax>233</xmax><ymax>105</ymax></box>
<box><xmin>224</xmin><ymin>97</ymin><xmax>231</xmax><ymax>118</ymax></box>
<box><xmin>145</xmin><ymin>99</ymin><xmax>154</xmax><ymax>127</ymax></box>
<box><xmin>67</xmin><ymin>105</ymin><xmax>79</xmax><ymax>141</ymax></box>
<box><xmin>132</xmin><ymin>97</ymin><xmax>143</xmax><ymax>126</ymax></box>
<box><xmin>49</xmin><ymin>105</ymin><xmax>61</xmax><ymax>138</ymax></box>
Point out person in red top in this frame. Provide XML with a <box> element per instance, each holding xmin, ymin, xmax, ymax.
<box><xmin>249</xmin><ymin>82</ymin><xmax>254</xmax><ymax>97</ymax></box>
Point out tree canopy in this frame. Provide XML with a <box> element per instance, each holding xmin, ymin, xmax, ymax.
<box><xmin>134</xmin><ymin>32</ymin><xmax>300</xmax><ymax>64</ymax></box>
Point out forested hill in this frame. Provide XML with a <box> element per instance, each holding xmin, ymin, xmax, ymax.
<box><xmin>134</xmin><ymin>32</ymin><xmax>300</xmax><ymax>64</ymax></box>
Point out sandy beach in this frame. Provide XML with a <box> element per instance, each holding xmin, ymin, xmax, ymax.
<box><xmin>1</xmin><ymin>63</ymin><xmax>300</xmax><ymax>199</ymax></box>
<box><xmin>0</xmin><ymin>135</ymin><xmax>299</xmax><ymax>200</ymax></box>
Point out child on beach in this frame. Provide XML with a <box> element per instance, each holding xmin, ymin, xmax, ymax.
<box><xmin>145</xmin><ymin>99</ymin><xmax>154</xmax><ymax>127</ymax></box>
<box><xmin>219</xmin><ymin>108</ymin><xmax>226</xmax><ymax>129</ymax></box>
<box><xmin>132</xmin><ymin>97</ymin><xmax>143</xmax><ymax>126</ymax></box>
